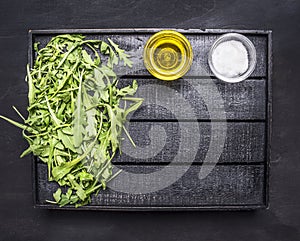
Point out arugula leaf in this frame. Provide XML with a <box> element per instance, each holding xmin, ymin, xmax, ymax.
<box><xmin>73</xmin><ymin>71</ymin><xmax>85</xmax><ymax>148</ymax></box>
<box><xmin>53</xmin><ymin>188</ymin><xmax>62</xmax><ymax>203</ymax></box>
<box><xmin>108</xmin><ymin>38</ymin><xmax>133</xmax><ymax>67</ymax></box>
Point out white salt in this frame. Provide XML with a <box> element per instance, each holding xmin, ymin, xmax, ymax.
<box><xmin>212</xmin><ymin>40</ymin><xmax>249</xmax><ymax>78</ymax></box>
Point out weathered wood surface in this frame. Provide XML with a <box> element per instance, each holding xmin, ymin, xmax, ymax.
<box><xmin>33</xmin><ymin>33</ymin><xmax>267</xmax><ymax>77</ymax></box>
<box><xmin>31</xmin><ymin>29</ymin><xmax>269</xmax><ymax>209</ymax></box>
<box><xmin>36</xmin><ymin>162</ymin><xmax>265</xmax><ymax>207</ymax></box>
<box><xmin>118</xmin><ymin>78</ymin><xmax>266</xmax><ymax>120</ymax></box>
<box><xmin>114</xmin><ymin>122</ymin><xmax>265</xmax><ymax>164</ymax></box>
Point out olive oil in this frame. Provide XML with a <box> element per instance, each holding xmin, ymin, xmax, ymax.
<box><xmin>143</xmin><ymin>30</ymin><xmax>193</xmax><ymax>81</ymax></box>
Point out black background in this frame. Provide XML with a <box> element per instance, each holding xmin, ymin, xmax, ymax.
<box><xmin>0</xmin><ymin>0</ymin><xmax>299</xmax><ymax>240</ymax></box>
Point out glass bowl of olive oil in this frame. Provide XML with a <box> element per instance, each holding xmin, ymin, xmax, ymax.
<box><xmin>143</xmin><ymin>30</ymin><xmax>193</xmax><ymax>81</ymax></box>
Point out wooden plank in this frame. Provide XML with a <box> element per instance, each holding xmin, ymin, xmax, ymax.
<box><xmin>114</xmin><ymin>33</ymin><xmax>267</xmax><ymax>77</ymax></box>
<box><xmin>114</xmin><ymin>122</ymin><xmax>265</xmax><ymax>164</ymax></box>
<box><xmin>5</xmin><ymin>78</ymin><xmax>266</xmax><ymax>121</ymax></box>
<box><xmin>118</xmin><ymin>78</ymin><xmax>266</xmax><ymax>120</ymax></box>
<box><xmin>32</xmin><ymin>33</ymin><xmax>267</xmax><ymax>77</ymax></box>
<box><xmin>30</xmin><ymin>28</ymin><xmax>271</xmax><ymax>35</ymax></box>
<box><xmin>35</xmin><ymin>163</ymin><xmax>265</xmax><ymax>207</ymax></box>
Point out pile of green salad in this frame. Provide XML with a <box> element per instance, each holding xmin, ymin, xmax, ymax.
<box><xmin>0</xmin><ymin>34</ymin><xmax>142</xmax><ymax>207</ymax></box>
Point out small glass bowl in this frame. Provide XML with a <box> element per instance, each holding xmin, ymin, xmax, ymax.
<box><xmin>208</xmin><ymin>33</ymin><xmax>257</xmax><ymax>83</ymax></box>
<box><xmin>143</xmin><ymin>30</ymin><xmax>193</xmax><ymax>81</ymax></box>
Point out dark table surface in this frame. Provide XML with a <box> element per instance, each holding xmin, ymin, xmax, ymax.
<box><xmin>0</xmin><ymin>0</ymin><xmax>299</xmax><ymax>240</ymax></box>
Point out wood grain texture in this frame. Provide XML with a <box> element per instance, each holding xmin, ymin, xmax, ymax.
<box><xmin>32</xmin><ymin>33</ymin><xmax>267</xmax><ymax>78</ymax></box>
<box><xmin>118</xmin><ymin>78</ymin><xmax>266</xmax><ymax>120</ymax></box>
<box><xmin>30</xmin><ymin>29</ymin><xmax>269</xmax><ymax>210</ymax></box>
<box><xmin>114</xmin><ymin>122</ymin><xmax>265</xmax><ymax>164</ymax></box>
<box><xmin>35</xmin><ymin>162</ymin><xmax>265</xmax><ymax>207</ymax></box>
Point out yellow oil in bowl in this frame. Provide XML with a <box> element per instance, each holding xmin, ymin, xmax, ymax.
<box><xmin>143</xmin><ymin>30</ymin><xmax>193</xmax><ymax>81</ymax></box>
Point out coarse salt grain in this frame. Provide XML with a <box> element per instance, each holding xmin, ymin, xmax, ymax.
<box><xmin>212</xmin><ymin>40</ymin><xmax>249</xmax><ymax>78</ymax></box>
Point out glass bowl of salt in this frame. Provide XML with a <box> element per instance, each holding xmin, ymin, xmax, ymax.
<box><xmin>208</xmin><ymin>33</ymin><xmax>257</xmax><ymax>83</ymax></box>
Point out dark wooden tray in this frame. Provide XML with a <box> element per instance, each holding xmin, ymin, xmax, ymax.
<box><xmin>29</xmin><ymin>28</ymin><xmax>272</xmax><ymax>210</ymax></box>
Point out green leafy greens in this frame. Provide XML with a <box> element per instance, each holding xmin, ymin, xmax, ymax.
<box><xmin>0</xmin><ymin>34</ymin><xmax>143</xmax><ymax>207</ymax></box>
